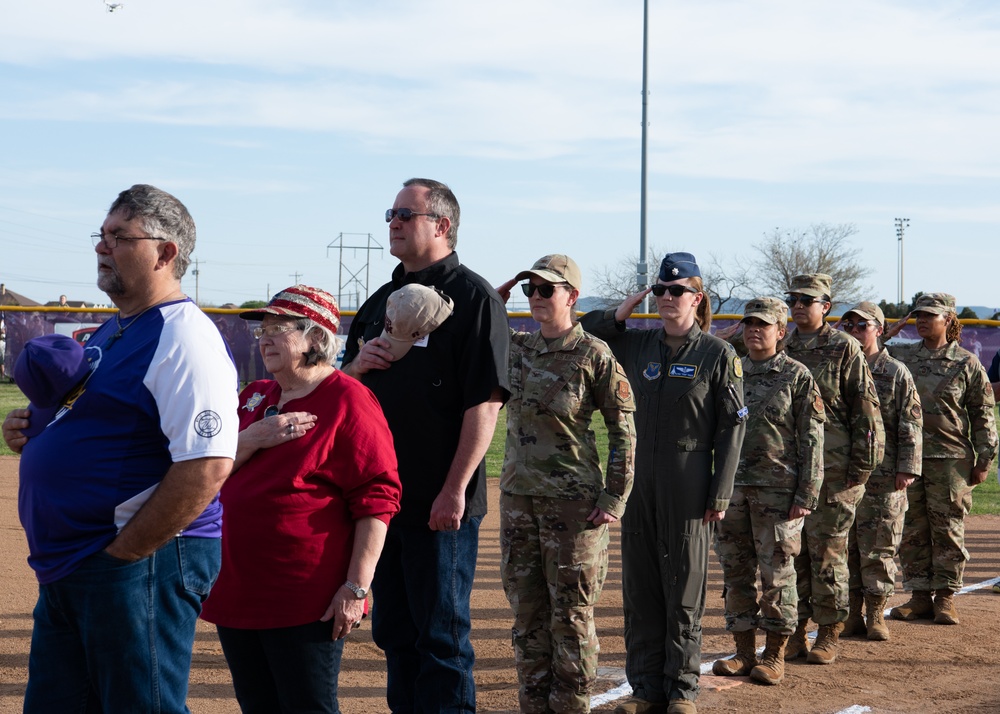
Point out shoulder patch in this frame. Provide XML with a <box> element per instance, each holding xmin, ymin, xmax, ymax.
<box><xmin>813</xmin><ymin>393</ymin><xmax>825</xmax><ymax>415</ymax></box>
<box><xmin>617</xmin><ymin>380</ymin><xmax>631</xmax><ymax>402</ymax></box>
<box><xmin>194</xmin><ymin>410</ymin><xmax>222</xmax><ymax>438</ymax></box>
<box><xmin>910</xmin><ymin>403</ymin><xmax>921</xmax><ymax>420</ymax></box>
<box><xmin>731</xmin><ymin>355</ymin><xmax>743</xmax><ymax>379</ymax></box>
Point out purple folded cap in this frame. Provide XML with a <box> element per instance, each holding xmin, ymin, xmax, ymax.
<box><xmin>14</xmin><ymin>334</ymin><xmax>91</xmax><ymax>438</ymax></box>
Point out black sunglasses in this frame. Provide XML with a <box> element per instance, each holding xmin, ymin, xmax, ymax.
<box><xmin>522</xmin><ymin>283</ymin><xmax>565</xmax><ymax>299</ymax></box>
<box><xmin>785</xmin><ymin>295</ymin><xmax>826</xmax><ymax>307</ymax></box>
<box><xmin>843</xmin><ymin>320</ymin><xmax>871</xmax><ymax>331</ymax></box>
<box><xmin>264</xmin><ymin>405</ymin><xmax>280</xmax><ymax>418</ymax></box>
<box><xmin>650</xmin><ymin>284</ymin><xmax>697</xmax><ymax>297</ymax></box>
<box><xmin>385</xmin><ymin>208</ymin><xmax>441</xmax><ymax>223</ymax></box>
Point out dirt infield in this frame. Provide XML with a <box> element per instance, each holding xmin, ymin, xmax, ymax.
<box><xmin>2</xmin><ymin>454</ymin><xmax>999</xmax><ymax>713</ymax></box>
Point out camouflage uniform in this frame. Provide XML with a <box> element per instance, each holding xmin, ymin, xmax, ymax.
<box><xmin>848</xmin><ymin>347</ymin><xmax>923</xmax><ymax>596</ymax></box>
<box><xmin>500</xmin><ymin>322</ymin><xmax>636</xmax><ymax>714</ymax></box>
<box><xmin>579</xmin><ymin>310</ymin><xmax>745</xmax><ymax>706</ymax></box>
<box><xmin>785</xmin><ymin>323</ymin><xmax>884</xmax><ymax>624</ymax></box>
<box><xmin>714</xmin><ymin>350</ymin><xmax>825</xmax><ymax>634</ymax></box>
<box><xmin>887</xmin><ymin>339</ymin><xmax>998</xmax><ymax>591</ymax></box>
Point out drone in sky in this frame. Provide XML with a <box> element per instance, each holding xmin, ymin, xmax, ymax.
<box><xmin>104</xmin><ymin>1</ymin><xmax>124</xmax><ymax>12</ymax></box>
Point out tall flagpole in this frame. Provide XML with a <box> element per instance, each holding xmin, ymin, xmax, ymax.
<box><xmin>637</xmin><ymin>0</ymin><xmax>651</xmax><ymax>314</ymax></box>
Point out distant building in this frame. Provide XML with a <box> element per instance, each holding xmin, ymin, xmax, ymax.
<box><xmin>0</xmin><ymin>283</ymin><xmax>41</xmax><ymax>307</ymax></box>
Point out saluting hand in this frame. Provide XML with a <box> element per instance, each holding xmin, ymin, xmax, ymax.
<box><xmin>615</xmin><ymin>287</ymin><xmax>653</xmax><ymax>323</ymax></box>
<box><xmin>881</xmin><ymin>312</ymin><xmax>913</xmax><ymax>341</ymax></box>
<box><xmin>495</xmin><ymin>278</ymin><xmax>518</xmax><ymax>305</ymax></box>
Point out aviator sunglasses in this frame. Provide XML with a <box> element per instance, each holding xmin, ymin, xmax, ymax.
<box><xmin>843</xmin><ymin>320</ymin><xmax>871</xmax><ymax>331</ymax></box>
<box><xmin>385</xmin><ymin>208</ymin><xmax>441</xmax><ymax>223</ymax></box>
<box><xmin>650</xmin><ymin>284</ymin><xmax>698</xmax><ymax>298</ymax></box>
<box><xmin>522</xmin><ymin>283</ymin><xmax>565</xmax><ymax>299</ymax></box>
<box><xmin>785</xmin><ymin>295</ymin><xmax>826</xmax><ymax>307</ymax></box>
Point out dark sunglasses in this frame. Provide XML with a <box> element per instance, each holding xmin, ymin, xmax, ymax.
<box><xmin>651</xmin><ymin>284</ymin><xmax>697</xmax><ymax>297</ymax></box>
<box><xmin>385</xmin><ymin>208</ymin><xmax>441</xmax><ymax>223</ymax></box>
<box><xmin>785</xmin><ymin>295</ymin><xmax>825</xmax><ymax>307</ymax></box>
<box><xmin>843</xmin><ymin>320</ymin><xmax>871</xmax><ymax>331</ymax></box>
<box><xmin>264</xmin><ymin>405</ymin><xmax>280</xmax><ymax>418</ymax></box>
<box><xmin>522</xmin><ymin>283</ymin><xmax>565</xmax><ymax>299</ymax></box>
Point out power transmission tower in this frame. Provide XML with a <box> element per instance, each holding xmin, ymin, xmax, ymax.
<box><xmin>326</xmin><ymin>233</ymin><xmax>384</xmax><ymax>311</ymax></box>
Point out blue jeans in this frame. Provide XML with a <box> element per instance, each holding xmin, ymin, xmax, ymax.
<box><xmin>217</xmin><ymin>620</ymin><xmax>344</xmax><ymax>714</ymax></box>
<box><xmin>372</xmin><ymin>517</ymin><xmax>481</xmax><ymax>714</ymax></box>
<box><xmin>24</xmin><ymin>537</ymin><xmax>221</xmax><ymax>714</ymax></box>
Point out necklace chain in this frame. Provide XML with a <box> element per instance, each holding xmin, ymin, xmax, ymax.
<box><xmin>104</xmin><ymin>303</ymin><xmax>160</xmax><ymax>351</ymax></box>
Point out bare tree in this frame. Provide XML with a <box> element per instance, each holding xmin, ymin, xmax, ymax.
<box><xmin>589</xmin><ymin>247</ymin><xmax>664</xmax><ymax>309</ymax></box>
<box><xmin>701</xmin><ymin>253</ymin><xmax>755</xmax><ymax>314</ymax></box>
<box><xmin>752</xmin><ymin>223</ymin><xmax>874</xmax><ymax>304</ymax></box>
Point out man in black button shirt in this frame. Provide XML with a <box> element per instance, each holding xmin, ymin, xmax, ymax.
<box><xmin>342</xmin><ymin>178</ymin><xmax>510</xmax><ymax>713</ymax></box>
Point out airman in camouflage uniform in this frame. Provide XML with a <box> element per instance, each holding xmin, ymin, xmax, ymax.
<box><xmin>883</xmin><ymin>293</ymin><xmax>998</xmax><ymax>625</ymax></box>
<box><xmin>713</xmin><ymin>297</ymin><xmax>825</xmax><ymax>686</ymax></box>
<box><xmin>839</xmin><ymin>302</ymin><xmax>923</xmax><ymax>642</ymax></box>
<box><xmin>783</xmin><ymin>274</ymin><xmax>885</xmax><ymax>665</ymax></box>
<box><xmin>498</xmin><ymin>255</ymin><xmax>636</xmax><ymax>714</ymax></box>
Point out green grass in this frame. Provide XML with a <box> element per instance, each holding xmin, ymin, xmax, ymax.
<box><xmin>4</xmin><ymin>381</ymin><xmax>999</xmax><ymax>515</ymax></box>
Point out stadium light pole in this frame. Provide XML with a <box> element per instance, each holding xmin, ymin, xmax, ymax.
<box><xmin>637</xmin><ymin>0</ymin><xmax>651</xmax><ymax>315</ymax></box>
<box><xmin>895</xmin><ymin>217</ymin><xmax>909</xmax><ymax>305</ymax></box>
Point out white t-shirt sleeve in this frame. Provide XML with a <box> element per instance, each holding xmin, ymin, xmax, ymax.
<box><xmin>143</xmin><ymin>303</ymin><xmax>239</xmax><ymax>462</ymax></box>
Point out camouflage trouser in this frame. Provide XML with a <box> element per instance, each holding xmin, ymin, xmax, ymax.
<box><xmin>499</xmin><ymin>492</ymin><xmax>609</xmax><ymax>714</ymax></box>
<box><xmin>899</xmin><ymin>457</ymin><xmax>974</xmax><ymax>592</ymax></box>
<box><xmin>713</xmin><ymin>486</ymin><xmax>803</xmax><ymax>634</ymax></box>
<box><xmin>848</xmin><ymin>488</ymin><xmax>907</xmax><ymax>595</ymax></box>
<box><xmin>795</xmin><ymin>483</ymin><xmax>863</xmax><ymax>625</ymax></box>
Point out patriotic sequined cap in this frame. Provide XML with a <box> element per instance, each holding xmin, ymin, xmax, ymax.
<box><xmin>239</xmin><ymin>284</ymin><xmax>341</xmax><ymax>333</ymax></box>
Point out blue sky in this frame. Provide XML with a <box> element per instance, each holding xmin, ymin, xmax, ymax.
<box><xmin>2</xmin><ymin>0</ymin><xmax>998</xmax><ymax>312</ymax></box>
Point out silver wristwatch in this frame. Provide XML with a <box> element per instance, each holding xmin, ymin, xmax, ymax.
<box><xmin>343</xmin><ymin>580</ymin><xmax>368</xmax><ymax>599</ymax></box>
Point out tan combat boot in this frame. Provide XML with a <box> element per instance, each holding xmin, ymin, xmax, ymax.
<box><xmin>750</xmin><ymin>630</ymin><xmax>788</xmax><ymax>685</ymax></box>
<box><xmin>666</xmin><ymin>700</ymin><xmax>697</xmax><ymax>714</ymax></box>
<box><xmin>890</xmin><ymin>590</ymin><xmax>933</xmax><ymax>620</ymax></box>
<box><xmin>613</xmin><ymin>697</ymin><xmax>669</xmax><ymax>714</ymax></box>
<box><xmin>841</xmin><ymin>589</ymin><xmax>866</xmax><ymax>637</ymax></box>
<box><xmin>783</xmin><ymin>619</ymin><xmax>810</xmax><ymax>660</ymax></box>
<box><xmin>806</xmin><ymin>622</ymin><xmax>844</xmax><ymax>665</ymax></box>
<box><xmin>712</xmin><ymin>629</ymin><xmax>757</xmax><ymax>676</ymax></box>
<box><xmin>933</xmin><ymin>589</ymin><xmax>959</xmax><ymax>625</ymax></box>
<box><xmin>864</xmin><ymin>592</ymin><xmax>890</xmax><ymax>640</ymax></box>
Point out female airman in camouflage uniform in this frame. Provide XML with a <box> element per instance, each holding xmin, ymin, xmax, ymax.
<box><xmin>581</xmin><ymin>253</ymin><xmax>746</xmax><ymax>714</ymax></box>
<box><xmin>839</xmin><ymin>302</ymin><xmax>922</xmax><ymax>642</ymax></box>
<box><xmin>712</xmin><ymin>297</ymin><xmax>825</xmax><ymax>686</ymax></box>
<box><xmin>882</xmin><ymin>293</ymin><xmax>998</xmax><ymax>625</ymax></box>
<box><xmin>782</xmin><ymin>274</ymin><xmax>884</xmax><ymax>666</ymax></box>
<box><xmin>496</xmin><ymin>255</ymin><xmax>636</xmax><ymax>714</ymax></box>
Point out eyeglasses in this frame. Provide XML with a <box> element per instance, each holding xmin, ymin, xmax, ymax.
<box><xmin>252</xmin><ymin>324</ymin><xmax>301</xmax><ymax>339</ymax></box>
<box><xmin>521</xmin><ymin>283</ymin><xmax>566</xmax><ymax>299</ymax></box>
<box><xmin>651</xmin><ymin>284</ymin><xmax>697</xmax><ymax>298</ymax></box>
<box><xmin>785</xmin><ymin>295</ymin><xmax>826</xmax><ymax>307</ymax></box>
<box><xmin>385</xmin><ymin>208</ymin><xmax>442</xmax><ymax>223</ymax></box>
<box><xmin>843</xmin><ymin>320</ymin><xmax>872</xmax><ymax>331</ymax></box>
<box><xmin>91</xmin><ymin>232</ymin><xmax>167</xmax><ymax>249</ymax></box>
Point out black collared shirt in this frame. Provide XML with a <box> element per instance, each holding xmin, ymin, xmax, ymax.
<box><xmin>343</xmin><ymin>252</ymin><xmax>511</xmax><ymax>526</ymax></box>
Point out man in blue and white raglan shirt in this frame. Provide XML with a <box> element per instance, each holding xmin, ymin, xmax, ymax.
<box><xmin>2</xmin><ymin>184</ymin><xmax>238</xmax><ymax>714</ymax></box>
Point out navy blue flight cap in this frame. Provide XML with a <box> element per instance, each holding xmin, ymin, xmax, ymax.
<box><xmin>658</xmin><ymin>252</ymin><xmax>701</xmax><ymax>281</ymax></box>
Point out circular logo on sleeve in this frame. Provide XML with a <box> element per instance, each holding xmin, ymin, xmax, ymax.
<box><xmin>194</xmin><ymin>410</ymin><xmax>222</xmax><ymax>437</ymax></box>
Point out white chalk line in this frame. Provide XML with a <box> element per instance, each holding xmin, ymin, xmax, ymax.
<box><xmin>590</xmin><ymin>576</ymin><xmax>1000</xmax><ymax>710</ymax></box>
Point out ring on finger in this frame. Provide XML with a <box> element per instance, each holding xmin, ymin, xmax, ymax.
<box><xmin>286</xmin><ymin>424</ymin><xmax>294</xmax><ymax>434</ymax></box>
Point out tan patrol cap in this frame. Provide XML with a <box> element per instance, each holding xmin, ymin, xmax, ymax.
<box><xmin>741</xmin><ymin>296</ymin><xmax>787</xmax><ymax>325</ymax></box>
<box><xmin>844</xmin><ymin>301</ymin><xmax>885</xmax><ymax>327</ymax></box>
<box><xmin>912</xmin><ymin>292</ymin><xmax>957</xmax><ymax>315</ymax></box>
<box><xmin>515</xmin><ymin>254</ymin><xmax>582</xmax><ymax>290</ymax></box>
<box><xmin>380</xmin><ymin>284</ymin><xmax>455</xmax><ymax>361</ymax></box>
<box><xmin>787</xmin><ymin>273</ymin><xmax>833</xmax><ymax>299</ymax></box>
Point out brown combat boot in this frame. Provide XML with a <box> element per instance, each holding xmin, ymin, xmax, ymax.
<box><xmin>613</xmin><ymin>697</ymin><xmax>669</xmax><ymax>714</ymax></box>
<box><xmin>890</xmin><ymin>590</ymin><xmax>933</xmax><ymax>620</ymax></box>
<box><xmin>666</xmin><ymin>700</ymin><xmax>697</xmax><ymax>714</ymax></box>
<box><xmin>865</xmin><ymin>592</ymin><xmax>890</xmax><ymax>640</ymax></box>
<box><xmin>933</xmin><ymin>589</ymin><xmax>959</xmax><ymax>625</ymax></box>
<box><xmin>750</xmin><ymin>630</ymin><xmax>788</xmax><ymax>685</ymax></box>
<box><xmin>806</xmin><ymin>622</ymin><xmax>844</xmax><ymax>665</ymax></box>
<box><xmin>841</xmin><ymin>589</ymin><xmax>866</xmax><ymax>637</ymax></box>
<box><xmin>712</xmin><ymin>629</ymin><xmax>757</xmax><ymax>676</ymax></box>
<box><xmin>783</xmin><ymin>619</ymin><xmax>810</xmax><ymax>660</ymax></box>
